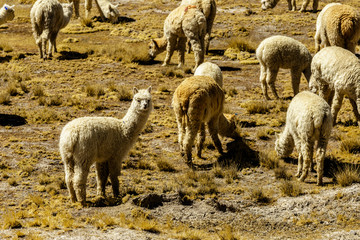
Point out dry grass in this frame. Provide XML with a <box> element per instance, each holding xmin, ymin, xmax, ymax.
<box><xmin>334</xmin><ymin>165</ymin><xmax>360</xmax><ymax>187</ymax></box>
<box><xmin>279</xmin><ymin>180</ymin><xmax>303</xmax><ymax>197</ymax></box>
<box><xmin>249</xmin><ymin>187</ymin><xmax>271</xmax><ymax>203</ymax></box>
<box><xmin>227</xmin><ymin>37</ymin><xmax>257</xmax><ymax>53</ymax></box>
<box><xmin>241</xmin><ymin>100</ymin><xmax>273</xmax><ymax>114</ymax></box>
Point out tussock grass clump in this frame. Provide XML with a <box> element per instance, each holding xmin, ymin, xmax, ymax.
<box><xmin>241</xmin><ymin>100</ymin><xmax>273</xmax><ymax>114</ymax></box>
<box><xmin>162</xmin><ymin>67</ymin><xmax>184</xmax><ymax>78</ymax></box>
<box><xmin>226</xmin><ymin>88</ymin><xmax>238</xmax><ymax>97</ymax></box>
<box><xmin>85</xmin><ymin>84</ymin><xmax>105</xmax><ymax>98</ymax></box>
<box><xmin>259</xmin><ymin>151</ymin><xmax>279</xmax><ymax>169</ymax></box>
<box><xmin>228</xmin><ymin>37</ymin><xmax>257</xmax><ymax>53</ymax></box>
<box><xmin>1</xmin><ymin>211</ymin><xmax>23</xmax><ymax>229</ymax></box>
<box><xmin>90</xmin><ymin>213</ymin><xmax>117</xmax><ymax>230</ymax></box>
<box><xmin>0</xmin><ymin>91</ymin><xmax>11</xmax><ymax>105</ymax></box>
<box><xmin>33</xmin><ymin>85</ymin><xmax>45</xmax><ymax>98</ymax></box>
<box><xmin>97</xmin><ymin>42</ymin><xmax>151</xmax><ymax>63</ymax></box>
<box><xmin>274</xmin><ymin>165</ymin><xmax>292</xmax><ymax>180</ymax></box>
<box><xmin>117</xmin><ymin>86</ymin><xmax>133</xmax><ymax>101</ymax></box>
<box><xmin>178</xmin><ymin>171</ymin><xmax>219</xmax><ymax>198</ymax></box>
<box><xmin>157</xmin><ymin>159</ymin><xmax>176</xmax><ymax>172</ymax></box>
<box><xmin>256</xmin><ymin>128</ymin><xmax>275</xmax><ymax>140</ymax></box>
<box><xmin>334</xmin><ymin>165</ymin><xmax>360</xmax><ymax>187</ymax></box>
<box><xmin>81</xmin><ymin>18</ymin><xmax>94</xmax><ymax>28</ymax></box>
<box><xmin>0</xmin><ymin>43</ymin><xmax>13</xmax><ymax>53</ymax></box>
<box><xmin>7</xmin><ymin>83</ymin><xmax>19</xmax><ymax>96</ymax></box>
<box><xmin>279</xmin><ymin>180</ymin><xmax>302</xmax><ymax>197</ymax></box>
<box><xmin>249</xmin><ymin>187</ymin><xmax>271</xmax><ymax>203</ymax></box>
<box><xmin>47</xmin><ymin>95</ymin><xmax>63</xmax><ymax>106</ymax></box>
<box><xmin>340</xmin><ymin>137</ymin><xmax>360</xmax><ymax>154</ymax></box>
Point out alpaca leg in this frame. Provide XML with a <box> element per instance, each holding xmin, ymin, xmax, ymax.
<box><xmin>259</xmin><ymin>65</ymin><xmax>270</xmax><ymax>100</ymax></box>
<box><xmin>162</xmin><ymin>35</ymin><xmax>177</xmax><ymax>67</ymax></box>
<box><xmin>177</xmin><ymin>37</ymin><xmax>187</xmax><ymax>68</ymax></box>
<box><xmin>95</xmin><ymin>162</ymin><xmax>109</xmax><ymax>197</ymax></box>
<box><xmin>48</xmin><ymin>33</ymin><xmax>57</xmax><ymax>58</ymax></box>
<box><xmin>109</xmin><ymin>167</ymin><xmax>120</xmax><ymax>198</ymax></box>
<box><xmin>331</xmin><ymin>91</ymin><xmax>344</xmax><ymax>125</ymax></box>
<box><xmin>36</xmin><ymin>40</ymin><xmax>43</xmax><ymax>59</ymax></box>
<box><xmin>349</xmin><ymin>98</ymin><xmax>360</xmax><ymax>126</ymax></box>
<box><xmin>294</xmin><ymin>138</ymin><xmax>303</xmax><ymax>177</ymax></box>
<box><xmin>302</xmin><ymin>67</ymin><xmax>311</xmax><ymax>84</ymax></box>
<box><xmin>299</xmin><ymin>0</ymin><xmax>310</xmax><ymax>12</ymax></box>
<box><xmin>286</xmin><ymin>0</ymin><xmax>292</xmax><ymax>10</ymax></box>
<box><xmin>316</xmin><ymin>138</ymin><xmax>328</xmax><ymax>186</ymax></box>
<box><xmin>266</xmin><ymin>68</ymin><xmax>280</xmax><ymax>99</ymax></box>
<box><xmin>312</xmin><ymin>0</ymin><xmax>319</xmax><ymax>12</ymax></box>
<box><xmin>207</xmin><ymin>116</ymin><xmax>223</xmax><ymax>155</ymax></box>
<box><xmin>314</xmin><ymin>33</ymin><xmax>321</xmax><ymax>52</ymax></box>
<box><xmin>190</xmin><ymin>38</ymin><xmax>204</xmax><ymax>72</ymax></box>
<box><xmin>73</xmin><ymin>165</ymin><xmax>90</xmax><ymax>205</ymax></box>
<box><xmin>196</xmin><ymin>123</ymin><xmax>206</xmax><ymax>158</ymax></box>
<box><xmin>64</xmin><ymin>161</ymin><xmax>77</xmax><ymax>202</ymax></box>
<box><xmin>290</xmin><ymin>0</ymin><xmax>296</xmax><ymax>10</ymax></box>
<box><xmin>204</xmin><ymin>33</ymin><xmax>210</xmax><ymax>55</ymax></box>
<box><xmin>183</xmin><ymin>121</ymin><xmax>200</xmax><ymax>166</ymax></box>
<box><xmin>175</xmin><ymin>111</ymin><xmax>186</xmax><ymax>155</ymax></box>
<box><xmin>42</xmin><ymin>38</ymin><xmax>47</xmax><ymax>59</ymax></box>
<box><xmin>299</xmin><ymin>141</ymin><xmax>312</xmax><ymax>182</ymax></box>
<box><xmin>85</xmin><ymin>0</ymin><xmax>92</xmax><ymax>19</ymax></box>
<box><xmin>290</xmin><ymin>69</ymin><xmax>302</xmax><ymax>96</ymax></box>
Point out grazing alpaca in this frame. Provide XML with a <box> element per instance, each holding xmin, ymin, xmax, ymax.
<box><xmin>30</xmin><ymin>0</ymin><xmax>73</xmax><ymax>59</ymax></box>
<box><xmin>0</xmin><ymin>4</ymin><xmax>15</xmax><ymax>26</ymax></box>
<box><xmin>260</xmin><ymin>0</ymin><xmax>319</xmax><ymax>12</ymax></box>
<box><xmin>154</xmin><ymin>4</ymin><xmax>207</xmax><ymax>71</ymax></box>
<box><xmin>275</xmin><ymin>91</ymin><xmax>332</xmax><ymax>186</ymax></box>
<box><xmin>59</xmin><ymin>87</ymin><xmax>152</xmax><ymax>205</ymax></box>
<box><xmin>85</xmin><ymin>0</ymin><xmax>120</xmax><ymax>23</ymax></box>
<box><xmin>256</xmin><ymin>35</ymin><xmax>312</xmax><ymax>100</ymax></box>
<box><xmin>309</xmin><ymin>46</ymin><xmax>360</xmax><ymax>126</ymax></box>
<box><xmin>173</xmin><ymin>76</ymin><xmax>225</xmax><ymax>166</ymax></box>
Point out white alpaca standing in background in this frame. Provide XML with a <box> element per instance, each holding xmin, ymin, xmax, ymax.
<box><xmin>59</xmin><ymin>87</ymin><xmax>152</xmax><ymax>205</ymax></box>
<box><xmin>260</xmin><ymin>0</ymin><xmax>319</xmax><ymax>12</ymax></box>
<box><xmin>85</xmin><ymin>0</ymin><xmax>120</xmax><ymax>23</ymax></box>
<box><xmin>309</xmin><ymin>46</ymin><xmax>360</xmax><ymax>126</ymax></box>
<box><xmin>180</xmin><ymin>0</ymin><xmax>216</xmax><ymax>54</ymax></box>
<box><xmin>275</xmin><ymin>91</ymin><xmax>332</xmax><ymax>186</ymax></box>
<box><xmin>30</xmin><ymin>0</ymin><xmax>73</xmax><ymax>59</ymax></box>
<box><xmin>194</xmin><ymin>62</ymin><xmax>223</xmax><ymax>87</ymax></box>
<box><xmin>256</xmin><ymin>35</ymin><xmax>312</xmax><ymax>100</ymax></box>
<box><xmin>0</xmin><ymin>4</ymin><xmax>15</xmax><ymax>25</ymax></box>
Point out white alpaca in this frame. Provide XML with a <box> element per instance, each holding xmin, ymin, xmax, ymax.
<box><xmin>256</xmin><ymin>35</ymin><xmax>312</xmax><ymax>100</ymax></box>
<box><xmin>314</xmin><ymin>3</ymin><xmax>360</xmax><ymax>53</ymax></box>
<box><xmin>309</xmin><ymin>46</ymin><xmax>360</xmax><ymax>127</ymax></box>
<box><xmin>159</xmin><ymin>5</ymin><xmax>207</xmax><ymax>71</ymax></box>
<box><xmin>85</xmin><ymin>0</ymin><xmax>119</xmax><ymax>23</ymax></box>
<box><xmin>260</xmin><ymin>0</ymin><xmax>319</xmax><ymax>12</ymax></box>
<box><xmin>59</xmin><ymin>87</ymin><xmax>152</xmax><ymax>205</ymax></box>
<box><xmin>194</xmin><ymin>62</ymin><xmax>223</xmax><ymax>87</ymax></box>
<box><xmin>173</xmin><ymin>76</ymin><xmax>229</xmax><ymax>166</ymax></box>
<box><xmin>275</xmin><ymin>91</ymin><xmax>332</xmax><ymax>186</ymax></box>
<box><xmin>0</xmin><ymin>4</ymin><xmax>15</xmax><ymax>25</ymax></box>
<box><xmin>30</xmin><ymin>0</ymin><xmax>73</xmax><ymax>59</ymax></box>
<box><xmin>180</xmin><ymin>0</ymin><xmax>216</xmax><ymax>54</ymax></box>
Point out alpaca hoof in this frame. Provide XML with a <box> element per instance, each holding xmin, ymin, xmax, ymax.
<box><xmin>162</xmin><ymin>63</ymin><xmax>168</xmax><ymax>67</ymax></box>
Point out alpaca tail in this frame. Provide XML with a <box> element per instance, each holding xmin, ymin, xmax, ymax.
<box><xmin>340</xmin><ymin>15</ymin><xmax>357</xmax><ymax>40</ymax></box>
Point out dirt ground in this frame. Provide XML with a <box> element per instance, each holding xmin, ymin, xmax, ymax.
<box><xmin>1</xmin><ymin>0</ymin><xmax>360</xmax><ymax>239</ymax></box>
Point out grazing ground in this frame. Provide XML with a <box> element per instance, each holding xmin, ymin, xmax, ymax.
<box><xmin>1</xmin><ymin>0</ymin><xmax>360</xmax><ymax>239</ymax></box>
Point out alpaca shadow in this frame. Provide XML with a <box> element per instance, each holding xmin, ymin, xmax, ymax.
<box><xmin>0</xmin><ymin>55</ymin><xmax>12</xmax><ymax>63</ymax></box>
<box><xmin>137</xmin><ymin>59</ymin><xmax>162</xmax><ymax>66</ymax></box>
<box><xmin>91</xmin><ymin>16</ymin><xmax>135</xmax><ymax>24</ymax></box>
<box><xmin>57</xmin><ymin>51</ymin><xmax>88</xmax><ymax>60</ymax></box>
<box><xmin>220</xmin><ymin>66</ymin><xmax>242</xmax><ymax>72</ymax></box>
<box><xmin>0</xmin><ymin>114</ymin><xmax>27</xmax><ymax>126</ymax></box>
<box><xmin>207</xmin><ymin>49</ymin><xmax>225</xmax><ymax>56</ymax></box>
<box><xmin>337</xmin><ymin>119</ymin><xmax>358</xmax><ymax>127</ymax></box>
<box><xmin>217</xmin><ymin>137</ymin><xmax>259</xmax><ymax>169</ymax></box>
<box><xmin>89</xmin><ymin>196</ymin><xmax>123</xmax><ymax>207</ymax></box>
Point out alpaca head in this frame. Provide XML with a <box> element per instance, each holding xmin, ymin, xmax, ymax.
<box><xmin>308</xmin><ymin>76</ymin><xmax>319</xmax><ymax>94</ymax></box>
<box><xmin>219</xmin><ymin>113</ymin><xmax>240</xmax><ymax>139</ymax></box>
<box><xmin>148</xmin><ymin>38</ymin><xmax>166</xmax><ymax>59</ymax></box>
<box><xmin>132</xmin><ymin>86</ymin><xmax>152</xmax><ymax>113</ymax></box>
<box><xmin>275</xmin><ymin>132</ymin><xmax>294</xmax><ymax>158</ymax></box>
<box><xmin>260</xmin><ymin>0</ymin><xmax>280</xmax><ymax>10</ymax></box>
<box><xmin>61</xmin><ymin>2</ymin><xmax>74</xmax><ymax>19</ymax></box>
<box><xmin>106</xmin><ymin>4</ymin><xmax>120</xmax><ymax>24</ymax></box>
<box><xmin>2</xmin><ymin>4</ymin><xmax>15</xmax><ymax>21</ymax></box>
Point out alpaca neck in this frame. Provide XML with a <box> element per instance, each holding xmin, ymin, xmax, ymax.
<box><xmin>121</xmin><ymin>104</ymin><xmax>150</xmax><ymax>138</ymax></box>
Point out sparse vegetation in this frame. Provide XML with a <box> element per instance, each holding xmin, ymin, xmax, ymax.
<box><xmin>334</xmin><ymin>165</ymin><xmax>360</xmax><ymax>187</ymax></box>
<box><xmin>279</xmin><ymin>180</ymin><xmax>303</xmax><ymax>197</ymax></box>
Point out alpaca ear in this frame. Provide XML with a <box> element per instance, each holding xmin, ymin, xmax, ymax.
<box><xmin>133</xmin><ymin>87</ymin><xmax>139</xmax><ymax>95</ymax></box>
<box><xmin>147</xmin><ymin>86</ymin><xmax>152</xmax><ymax>93</ymax></box>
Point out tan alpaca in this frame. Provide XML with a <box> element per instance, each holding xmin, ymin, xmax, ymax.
<box><xmin>172</xmin><ymin>76</ymin><xmax>226</xmax><ymax>166</ymax></box>
<box><xmin>314</xmin><ymin>3</ymin><xmax>360</xmax><ymax>53</ymax></box>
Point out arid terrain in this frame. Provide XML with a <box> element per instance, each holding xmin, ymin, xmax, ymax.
<box><xmin>1</xmin><ymin>0</ymin><xmax>360</xmax><ymax>239</ymax></box>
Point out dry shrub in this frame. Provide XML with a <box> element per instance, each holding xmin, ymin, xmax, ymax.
<box><xmin>81</xmin><ymin>18</ymin><xmax>94</xmax><ymax>28</ymax></box>
<box><xmin>0</xmin><ymin>91</ymin><xmax>11</xmax><ymax>105</ymax></box>
<box><xmin>117</xmin><ymin>86</ymin><xmax>132</xmax><ymax>101</ymax></box>
<box><xmin>279</xmin><ymin>180</ymin><xmax>302</xmax><ymax>197</ymax></box>
<box><xmin>85</xmin><ymin>84</ymin><xmax>105</xmax><ymax>98</ymax></box>
<box><xmin>33</xmin><ymin>85</ymin><xmax>45</xmax><ymax>98</ymax></box>
<box><xmin>259</xmin><ymin>151</ymin><xmax>279</xmax><ymax>169</ymax></box>
<box><xmin>340</xmin><ymin>137</ymin><xmax>360</xmax><ymax>154</ymax></box>
<box><xmin>157</xmin><ymin>159</ymin><xmax>176</xmax><ymax>172</ymax></box>
<box><xmin>97</xmin><ymin>42</ymin><xmax>151</xmax><ymax>63</ymax></box>
<box><xmin>334</xmin><ymin>165</ymin><xmax>360</xmax><ymax>187</ymax></box>
<box><xmin>249</xmin><ymin>187</ymin><xmax>271</xmax><ymax>203</ymax></box>
<box><xmin>1</xmin><ymin>211</ymin><xmax>22</xmax><ymax>229</ymax></box>
<box><xmin>242</xmin><ymin>100</ymin><xmax>273</xmax><ymax>114</ymax></box>
<box><xmin>7</xmin><ymin>83</ymin><xmax>19</xmax><ymax>96</ymax></box>
<box><xmin>274</xmin><ymin>165</ymin><xmax>292</xmax><ymax>180</ymax></box>
<box><xmin>162</xmin><ymin>67</ymin><xmax>184</xmax><ymax>78</ymax></box>
<box><xmin>228</xmin><ymin>37</ymin><xmax>257</xmax><ymax>53</ymax></box>
<box><xmin>90</xmin><ymin>213</ymin><xmax>117</xmax><ymax>230</ymax></box>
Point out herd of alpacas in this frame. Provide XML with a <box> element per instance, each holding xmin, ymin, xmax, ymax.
<box><xmin>1</xmin><ymin>0</ymin><xmax>360</xmax><ymax>205</ymax></box>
